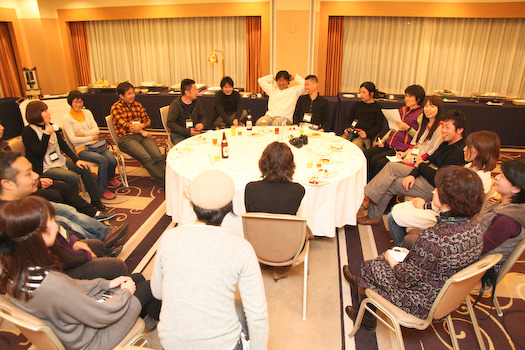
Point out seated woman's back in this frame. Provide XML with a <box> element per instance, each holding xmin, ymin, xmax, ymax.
<box><xmin>244</xmin><ymin>142</ymin><xmax>305</xmax><ymax>215</ymax></box>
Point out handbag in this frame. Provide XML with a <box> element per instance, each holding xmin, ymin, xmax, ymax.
<box><xmin>85</xmin><ymin>139</ymin><xmax>108</xmax><ymax>153</ymax></box>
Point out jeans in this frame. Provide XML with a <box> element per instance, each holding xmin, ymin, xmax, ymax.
<box><xmin>118</xmin><ymin>134</ymin><xmax>166</xmax><ymax>186</ymax></box>
<box><xmin>43</xmin><ymin>160</ymin><xmax>102</xmax><ymax>201</ymax></box>
<box><xmin>387</xmin><ymin>212</ymin><xmax>407</xmax><ymax>247</ymax></box>
<box><xmin>52</xmin><ymin>202</ymin><xmax>110</xmax><ymax>240</ymax></box>
<box><xmin>169</xmin><ymin>132</ymin><xmax>187</xmax><ymax>146</ymax></box>
<box><xmin>78</xmin><ymin>149</ymin><xmax>117</xmax><ymax>192</ymax></box>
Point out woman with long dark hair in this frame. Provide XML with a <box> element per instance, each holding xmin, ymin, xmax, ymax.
<box><xmin>0</xmin><ymin>196</ymin><xmax>159</xmax><ymax>350</ymax></box>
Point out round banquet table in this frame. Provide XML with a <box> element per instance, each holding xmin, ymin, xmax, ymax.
<box><xmin>165</xmin><ymin>127</ymin><xmax>366</xmax><ymax>238</ymax></box>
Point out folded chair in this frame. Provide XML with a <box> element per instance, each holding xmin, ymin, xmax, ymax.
<box><xmin>242</xmin><ymin>212</ymin><xmax>309</xmax><ymax>320</ymax></box>
<box><xmin>105</xmin><ymin>115</ymin><xmax>132</xmax><ymax>187</ymax></box>
<box><xmin>159</xmin><ymin>106</ymin><xmax>174</xmax><ymax>153</ymax></box>
<box><xmin>0</xmin><ymin>295</ymin><xmax>150</xmax><ymax>349</ymax></box>
<box><xmin>473</xmin><ymin>236</ymin><xmax>525</xmax><ymax>317</ymax></box>
<box><xmin>348</xmin><ymin>254</ymin><xmax>502</xmax><ymax>350</ymax></box>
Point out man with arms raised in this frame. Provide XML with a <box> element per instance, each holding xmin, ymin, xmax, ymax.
<box><xmin>167</xmin><ymin>78</ymin><xmax>207</xmax><ymax>145</ymax></box>
<box><xmin>152</xmin><ymin>170</ymin><xmax>268</xmax><ymax>350</ymax></box>
<box><xmin>111</xmin><ymin>82</ymin><xmax>166</xmax><ymax>186</ymax></box>
<box><xmin>293</xmin><ymin>75</ymin><xmax>330</xmax><ymax>131</ymax></box>
<box><xmin>0</xmin><ymin>152</ymin><xmax>128</xmax><ymax>279</ymax></box>
<box><xmin>257</xmin><ymin>70</ymin><xmax>305</xmax><ymax>126</ymax></box>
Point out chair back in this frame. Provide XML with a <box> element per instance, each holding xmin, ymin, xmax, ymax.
<box><xmin>105</xmin><ymin>115</ymin><xmax>121</xmax><ymax>144</ymax></box>
<box><xmin>429</xmin><ymin>254</ymin><xmax>502</xmax><ymax>320</ymax></box>
<box><xmin>61</xmin><ymin>129</ymin><xmax>77</xmax><ymax>154</ymax></box>
<box><xmin>495</xmin><ymin>236</ymin><xmax>525</xmax><ymax>286</ymax></box>
<box><xmin>160</xmin><ymin>106</ymin><xmax>170</xmax><ymax>133</ymax></box>
<box><xmin>242</xmin><ymin>212</ymin><xmax>307</xmax><ymax>264</ymax></box>
<box><xmin>0</xmin><ymin>295</ymin><xmax>65</xmax><ymax>350</ymax></box>
<box><xmin>7</xmin><ymin>136</ymin><xmax>26</xmax><ymax>155</ymax></box>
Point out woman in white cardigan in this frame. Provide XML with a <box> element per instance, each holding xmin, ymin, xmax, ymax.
<box><xmin>63</xmin><ymin>90</ymin><xmax>121</xmax><ymax>200</ymax></box>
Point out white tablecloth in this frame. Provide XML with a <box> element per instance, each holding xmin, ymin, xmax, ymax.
<box><xmin>165</xmin><ymin>128</ymin><xmax>366</xmax><ymax>237</ymax></box>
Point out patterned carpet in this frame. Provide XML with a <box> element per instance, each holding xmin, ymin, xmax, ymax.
<box><xmin>1</xmin><ymin>139</ymin><xmax>523</xmax><ymax>349</ymax></box>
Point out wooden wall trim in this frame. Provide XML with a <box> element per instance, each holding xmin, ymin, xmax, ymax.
<box><xmin>316</xmin><ymin>1</ymin><xmax>525</xmax><ymax>94</ymax></box>
<box><xmin>57</xmin><ymin>2</ymin><xmax>271</xmax><ymax>90</ymax></box>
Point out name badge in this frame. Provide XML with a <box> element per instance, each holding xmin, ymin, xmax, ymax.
<box><xmin>49</xmin><ymin>151</ymin><xmax>59</xmax><ymax>161</ymax></box>
<box><xmin>186</xmin><ymin>119</ymin><xmax>194</xmax><ymax>128</ymax></box>
<box><xmin>132</xmin><ymin>119</ymin><xmax>140</xmax><ymax>125</ymax></box>
<box><xmin>351</xmin><ymin>119</ymin><xmax>359</xmax><ymax>128</ymax></box>
<box><xmin>411</xmin><ymin>148</ymin><xmax>420</xmax><ymax>155</ymax></box>
<box><xmin>303</xmin><ymin>113</ymin><xmax>312</xmax><ymax>122</ymax></box>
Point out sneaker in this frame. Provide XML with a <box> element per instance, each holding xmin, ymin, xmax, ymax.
<box><xmin>103</xmin><ymin>190</ymin><xmax>116</xmax><ymax>200</ymax></box>
<box><xmin>108</xmin><ymin>178</ymin><xmax>122</xmax><ymax>187</ymax></box>
<box><xmin>92</xmin><ymin>200</ymin><xmax>106</xmax><ymax>210</ymax></box>
<box><xmin>94</xmin><ymin>211</ymin><xmax>116</xmax><ymax>222</ymax></box>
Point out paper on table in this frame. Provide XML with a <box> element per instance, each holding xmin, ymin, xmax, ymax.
<box><xmin>382</xmin><ymin>109</ymin><xmax>401</xmax><ymax>131</ymax></box>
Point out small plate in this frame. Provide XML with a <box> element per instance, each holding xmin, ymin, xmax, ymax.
<box><xmin>304</xmin><ymin>177</ymin><xmax>327</xmax><ymax>187</ymax></box>
<box><xmin>342</xmin><ymin>94</ymin><xmax>356</xmax><ymax>99</ymax></box>
<box><xmin>316</xmin><ymin>169</ymin><xmax>338</xmax><ymax>178</ymax></box>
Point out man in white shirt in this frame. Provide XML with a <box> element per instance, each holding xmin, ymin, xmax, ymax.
<box><xmin>256</xmin><ymin>70</ymin><xmax>305</xmax><ymax>126</ymax></box>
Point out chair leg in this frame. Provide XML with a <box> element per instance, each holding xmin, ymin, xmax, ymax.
<box><xmin>494</xmin><ymin>296</ymin><xmax>503</xmax><ymax>317</ymax></box>
<box><xmin>446</xmin><ymin>314</ymin><xmax>460</xmax><ymax>350</ymax></box>
<box><xmin>465</xmin><ymin>297</ymin><xmax>486</xmax><ymax>350</ymax></box>
<box><xmin>302</xmin><ymin>246</ymin><xmax>309</xmax><ymax>320</ymax></box>
<box><xmin>79</xmin><ymin>176</ymin><xmax>89</xmax><ymax>201</ymax></box>
<box><xmin>347</xmin><ymin>302</ymin><xmax>367</xmax><ymax>338</ymax></box>
<box><xmin>116</xmin><ymin>154</ymin><xmax>129</xmax><ymax>188</ymax></box>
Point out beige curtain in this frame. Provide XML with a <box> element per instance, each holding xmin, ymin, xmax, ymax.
<box><xmin>246</xmin><ymin>16</ymin><xmax>261</xmax><ymax>93</ymax></box>
<box><xmin>0</xmin><ymin>22</ymin><xmax>23</xmax><ymax>98</ymax></box>
<box><xmin>342</xmin><ymin>17</ymin><xmax>525</xmax><ymax>97</ymax></box>
<box><xmin>325</xmin><ymin>17</ymin><xmax>344</xmax><ymax>96</ymax></box>
<box><xmin>86</xmin><ymin>17</ymin><xmax>246</xmax><ymax>88</ymax></box>
<box><xmin>69</xmin><ymin>22</ymin><xmax>91</xmax><ymax>86</ymax></box>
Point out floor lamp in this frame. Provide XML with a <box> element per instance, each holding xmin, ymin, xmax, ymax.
<box><xmin>208</xmin><ymin>49</ymin><xmax>225</xmax><ymax>78</ymax></box>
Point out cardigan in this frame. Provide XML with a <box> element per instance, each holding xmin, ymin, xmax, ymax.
<box><xmin>8</xmin><ymin>271</ymin><xmax>141</xmax><ymax>350</ymax></box>
<box><xmin>62</xmin><ymin>109</ymin><xmax>100</xmax><ymax>152</ymax></box>
<box><xmin>21</xmin><ymin>125</ymin><xmax>79</xmax><ymax>175</ymax></box>
<box><xmin>167</xmin><ymin>97</ymin><xmax>207</xmax><ymax>137</ymax></box>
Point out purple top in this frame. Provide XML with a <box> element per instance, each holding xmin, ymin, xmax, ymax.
<box><xmin>481</xmin><ymin>214</ymin><xmax>521</xmax><ymax>254</ymax></box>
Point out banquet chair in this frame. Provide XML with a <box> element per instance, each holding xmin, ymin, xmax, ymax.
<box><xmin>472</xmin><ymin>237</ymin><xmax>525</xmax><ymax>317</ymax></box>
<box><xmin>348</xmin><ymin>254</ymin><xmax>502</xmax><ymax>350</ymax></box>
<box><xmin>0</xmin><ymin>294</ymin><xmax>151</xmax><ymax>349</ymax></box>
<box><xmin>241</xmin><ymin>212</ymin><xmax>310</xmax><ymax>320</ymax></box>
<box><xmin>105</xmin><ymin>115</ymin><xmax>132</xmax><ymax>187</ymax></box>
<box><xmin>7</xmin><ymin>136</ymin><xmax>25</xmax><ymax>155</ymax></box>
<box><xmin>159</xmin><ymin>106</ymin><xmax>174</xmax><ymax>154</ymax></box>
<box><xmin>62</xmin><ymin>131</ymin><xmax>99</xmax><ymax>200</ymax></box>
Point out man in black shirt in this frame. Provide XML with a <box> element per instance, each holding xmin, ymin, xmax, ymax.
<box><xmin>211</xmin><ymin>76</ymin><xmax>247</xmax><ymax>129</ymax></box>
<box><xmin>292</xmin><ymin>75</ymin><xmax>330</xmax><ymax>131</ymax></box>
<box><xmin>359</xmin><ymin>110</ymin><xmax>467</xmax><ymax>225</ymax></box>
<box><xmin>167</xmin><ymin>78</ymin><xmax>207</xmax><ymax>145</ymax></box>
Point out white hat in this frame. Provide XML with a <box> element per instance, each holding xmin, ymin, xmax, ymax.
<box><xmin>189</xmin><ymin>170</ymin><xmax>235</xmax><ymax>210</ymax></box>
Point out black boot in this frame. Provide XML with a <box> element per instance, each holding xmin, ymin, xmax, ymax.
<box><xmin>342</xmin><ymin>265</ymin><xmax>359</xmax><ymax>299</ymax></box>
<box><xmin>345</xmin><ymin>305</ymin><xmax>377</xmax><ymax>332</ymax></box>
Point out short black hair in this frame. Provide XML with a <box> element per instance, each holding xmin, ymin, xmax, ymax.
<box><xmin>220</xmin><ymin>76</ymin><xmax>234</xmax><ymax>88</ymax></box>
<box><xmin>305</xmin><ymin>75</ymin><xmax>318</xmax><ymax>83</ymax></box>
<box><xmin>181</xmin><ymin>79</ymin><xmax>196</xmax><ymax>95</ymax></box>
<box><xmin>275</xmin><ymin>71</ymin><xmax>291</xmax><ymax>81</ymax></box>
<box><xmin>501</xmin><ymin>159</ymin><xmax>525</xmax><ymax>203</ymax></box>
<box><xmin>0</xmin><ymin>152</ymin><xmax>22</xmax><ymax>193</ymax></box>
<box><xmin>404</xmin><ymin>84</ymin><xmax>426</xmax><ymax>105</ymax></box>
<box><xmin>192</xmin><ymin>202</ymin><xmax>232</xmax><ymax>226</ymax></box>
<box><xmin>116</xmin><ymin>82</ymin><xmax>134</xmax><ymax>96</ymax></box>
<box><xmin>442</xmin><ymin>110</ymin><xmax>468</xmax><ymax>135</ymax></box>
<box><xmin>360</xmin><ymin>82</ymin><xmax>376</xmax><ymax>97</ymax></box>
<box><xmin>67</xmin><ymin>90</ymin><xmax>84</xmax><ymax>106</ymax></box>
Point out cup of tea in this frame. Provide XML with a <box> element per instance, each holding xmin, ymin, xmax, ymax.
<box><xmin>274</xmin><ymin>127</ymin><xmax>279</xmax><ymax>135</ymax></box>
<box><xmin>231</xmin><ymin>126</ymin><xmax>236</xmax><ymax>136</ymax></box>
<box><xmin>261</xmin><ymin>120</ymin><xmax>267</xmax><ymax>127</ymax></box>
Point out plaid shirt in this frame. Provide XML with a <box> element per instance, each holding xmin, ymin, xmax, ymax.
<box><xmin>110</xmin><ymin>99</ymin><xmax>152</xmax><ymax>138</ymax></box>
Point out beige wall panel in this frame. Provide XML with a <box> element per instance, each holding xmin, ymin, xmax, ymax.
<box><xmin>275</xmin><ymin>10</ymin><xmax>309</xmax><ymax>78</ymax></box>
<box><xmin>40</xmin><ymin>18</ymin><xmax>69</xmax><ymax>94</ymax></box>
